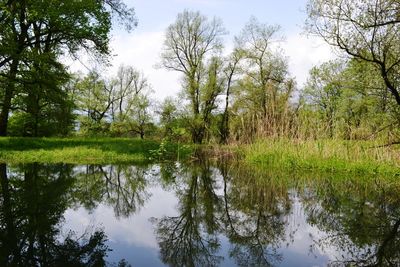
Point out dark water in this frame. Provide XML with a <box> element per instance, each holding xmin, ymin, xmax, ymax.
<box><xmin>0</xmin><ymin>160</ymin><xmax>399</xmax><ymax>266</ymax></box>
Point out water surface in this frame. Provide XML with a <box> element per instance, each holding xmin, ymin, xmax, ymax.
<box><xmin>0</xmin><ymin>160</ymin><xmax>399</xmax><ymax>266</ymax></box>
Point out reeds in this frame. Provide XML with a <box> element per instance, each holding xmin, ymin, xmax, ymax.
<box><xmin>240</xmin><ymin>139</ymin><xmax>400</xmax><ymax>176</ymax></box>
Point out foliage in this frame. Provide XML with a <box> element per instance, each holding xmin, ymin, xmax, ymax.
<box><xmin>74</xmin><ymin>66</ymin><xmax>155</xmax><ymax>138</ymax></box>
<box><xmin>229</xmin><ymin>17</ymin><xmax>295</xmax><ymax>142</ymax></box>
<box><xmin>0</xmin><ymin>0</ymin><xmax>136</xmax><ymax>136</ymax></box>
<box><xmin>299</xmin><ymin>59</ymin><xmax>400</xmax><ymax>140</ymax></box>
<box><xmin>161</xmin><ymin>10</ymin><xmax>226</xmax><ymax>144</ymax></box>
<box><xmin>306</xmin><ymin>0</ymin><xmax>400</xmax><ymax>106</ymax></box>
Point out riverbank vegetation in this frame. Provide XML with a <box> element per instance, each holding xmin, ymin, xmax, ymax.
<box><xmin>0</xmin><ymin>1</ymin><xmax>399</xmax><ymax>174</ymax></box>
<box><xmin>240</xmin><ymin>139</ymin><xmax>400</xmax><ymax>176</ymax></box>
<box><xmin>1</xmin><ymin>137</ymin><xmax>398</xmax><ymax>176</ymax></box>
<box><xmin>0</xmin><ymin>137</ymin><xmax>193</xmax><ymax>164</ymax></box>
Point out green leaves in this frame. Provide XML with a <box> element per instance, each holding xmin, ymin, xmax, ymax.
<box><xmin>0</xmin><ymin>0</ymin><xmax>137</xmax><ymax>136</ymax></box>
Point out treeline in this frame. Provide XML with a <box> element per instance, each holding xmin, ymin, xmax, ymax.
<box><xmin>0</xmin><ymin>0</ymin><xmax>136</xmax><ymax>137</ymax></box>
<box><xmin>1</xmin><ymin>2</ymin><xmax>399</xmax><ymax>144</ymax></box>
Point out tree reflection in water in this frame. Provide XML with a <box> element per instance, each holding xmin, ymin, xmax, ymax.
<box><xmin>0</xmin><ymin>160</ymin><xmax>399</xmax><ymax>267</ymax></box>
<box><xmin>152</xmin><ymin>159</ymin><xmax>223</xmax><ymax>267</ymax></box>
<box><xmin>153</xmin><ymin>158</ymin><xmax>400</xmax><ymax>267</ymax></box>
<box><xmin>0</xmin><ymin>163</ymin><xmax>111</xmax><ymax>266</ymax></box>
<box><xmin>152</xmin><ymin>159</ymin><xmax>294</xmax><ymax>267</ymax></box>
<box><xmin>301</xmin><ymin>177</ymin><xmax>400</xmax><ymax>266</ymax></box>
<box><xmin>73</xmin><ymin>164</ymin><xmax>150</xmax><ymax>218</ymax></box>
<box><xmin>219</xmin><ymin>161</ymin><xmax>292</xmax><ymax>267</ymax></box>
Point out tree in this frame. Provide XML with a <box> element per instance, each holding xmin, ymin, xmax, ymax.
<box><xmin>76</xmin><ymin>70</ymin><xmax>118</xmax><ymax>134</ymax></box>
<box><xmin>231</xmin><ymin>18</ymin><xmax>294</xmax><ymax>140</ymax></box>
<box><xmin>110</xmin><ymin>66</ymin><xmax>153</xmax><ymax>138</ymax></box>
<box><xmin>127</xmin><ymin>93</ymin><xmax>153</xmax><ymax>139</ymax></box>
<box><xmin>0</xmin><ymin>0</ymin><xmax>137</xmax><ymax>136</ymax></box>
<box><xmin>111</xmin><ymin>65</ymin><xmax>149</xmax><ymax>122</ymax></box>
<box><xmin>340</xmin><ymin>59</ymin><xmax>400</xmax><ymax>139</ymax></box>
<box><xmin>161</xmin><ymin>10</ymin><xmax>226</xmax><ymax>144</ymax></box>
<box><xmin>158</xmin><ymin>97</ymin><xmax>179</xmax><ymax>138</ymax></box>
<box><xmin>306</xmin><ymin>0</ymin><xmax>400</xmax><ymax>107</ymax></box>
<box><xmin>236</xmin><ymin>18</ymin><xmax>286</xmax><ymax>118</ymax></box>
<box><xmin>219</xmin><ymin>48</ymin><xmax>243</xmax><ymax>144</ymax></box>
<box><xmin>76</xmin><ymin>66</ymin><xmax>154</xmax><ymax>137</ymax></box>
<box><xmin>7</xmin><ymin>58</ymin><xmax>76</xmax><ymax>136</ymax></box>
<box><xmin>303</xmin><ymin>60</ymin><xmax>345</xmax><ymax>138</ymax></box>
<box><xmin>300</xmin><ymin>58</ymin><xmax>399</xmax><ymax>140</ymax></box>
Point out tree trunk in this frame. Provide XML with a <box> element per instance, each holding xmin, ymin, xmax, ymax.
<box><xmin>0</xmin><ymin>60</ymin><xmax>19</xmax><ymax>136</ymax></box>
<box><xmin>219</xmin><ymin>73</ymin><xmax>233</xmax><ymax>144</ymax></box>
<box><xmin>192</xmin><ymin>126</ymin><xmax>204</xmax><ymax>144</ymax></box>
<box><xmin>0</xmin><ymin>164</ymin><xmax>21</xmax><ymax>265</ymax></box>
<box><xmin>381</xmin><ymin>68</ymin><xmax>400</xmax><ymax>106</ymax></box>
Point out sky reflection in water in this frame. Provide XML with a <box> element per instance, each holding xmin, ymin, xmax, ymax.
<box><xmin>0</xmin><ymin>161</ymin><xmax>399</xmax><ymax>266</ymax></box>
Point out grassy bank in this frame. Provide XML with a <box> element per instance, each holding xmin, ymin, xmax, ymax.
<box><xmin>239</xmin><ymin>139</ymin><xmax>400</xmax><ymax>176</ymax></box>
<box><xmin>1</xmin><ymin>137</ymin><xmax>399</xmax><ymax>176</ymax></box>
<box><xmin>0</xmin><ymin>137</ymin><xmax>192</xmax><ymax>164</ymax></box>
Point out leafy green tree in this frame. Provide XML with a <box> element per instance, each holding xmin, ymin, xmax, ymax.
<box><xmin>126</xmin><ymin>93</ymin><xmax>153</xmax><ymax>139</ymax></box>
<box><xmin>158</xmin><ymin>97</ymin><xmax>178</xmax><ymax>138</ymax></box>
<box><xmin>76</xmin><ymin>66</ymin><xmax>154</xmax><ymax>137</ymax></box>
<box><xmin>0</xmin><ymin>0</ymin><xmax>136</xmax><ymax>136</ymax></box>
<box><xmin>111</xmin><ymin>65</ymin><xmax>149</xmax><ymax>122</ymax></box>
<box><xmin>109</xmin><ymin>67</ymin><xmax>154</xmax><ymax>138</ymax></box>
<box><xmin>338</xmin><ymin>59</ymin><xmax>399</xmax><ymax>139</ymax></box>
<box><xmin>219</xmin><ymin>48</ymin><xmax>244</xmax><ymax>144</ymax></box>
<box><xmin>7</xmin><ymin>60</ymin><xmax>75</xmax><ymax>136</ymax></box>
<box><xmin>303</xmin><ymin>60</ymin><xmax>345</xmax><ymax>138</ymax></box>
<box><xmin>76</xmin><ymin>70</ymin><xmax>118</xmax><ymax>134</ymax></box>
<box><xmin>306</xmin><ymin>0</ymin><xmax>400</xmax><ymax>107</ymax></box>
<box><xmin>300</xmin><ymin>59</ymin><xmax>400</xmax><ymax>140</ymax></box>
<box><xmin>231</xmin><ymin>18</ymin><xmax>294</xmax><ymax>141</ymax></box>
<box><xmin>161</xmin><ymin>10</ymin><xmax>226</xmax><ymax>144</ymax></box>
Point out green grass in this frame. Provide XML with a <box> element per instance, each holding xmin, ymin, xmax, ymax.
<box><xmin>1</xmin><ymin>137</ymin><xmax>399</xmax><ymax>176</ymax></box>
<box><xmin>238</xmin><ymin>139</ymin><xmax>400</xmax><ymax>176</ymax></box>
<box><xmin>0</xmin><ymin>137</ymin><xmax>193</xmax><ymax>164</ymax></box>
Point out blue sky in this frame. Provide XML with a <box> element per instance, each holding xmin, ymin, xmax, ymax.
<box><xmin>70</xmin><ymin>0</ymin><xmax>335</xmax><ymax>100</ymax></box>
<box><xmin>125</xmin><ymin>0</ymin><xmax>308</xmax><ymax>35</ymax></box>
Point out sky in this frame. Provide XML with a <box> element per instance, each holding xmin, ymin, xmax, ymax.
<box><xmin>70</xmin><ymin>0</ymin><xmax>336</xmax><ymax>100</ymax></box>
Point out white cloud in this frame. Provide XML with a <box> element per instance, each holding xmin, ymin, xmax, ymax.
<box><xmin>282</xmin><ymin>34</ymin><xmax>335</xmax><ymax>88</ymax></box>
<box><xmin>67</xmin><ymin>29</ymin><xmax>336</xmax><ymax>101</ymax></box>
<box><xmin>109</xmin><ymin>31</ymin><xmax>181</xmax><ymax>100</ymax></box>
<box><xmin>63</xmin><ymin>185</ymin><xmax>178</xmax><ymax>249</ymax></box>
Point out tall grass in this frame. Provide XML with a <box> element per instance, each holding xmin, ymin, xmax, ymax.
<box><xmin>0</xmin><ymin>137</ymin><xmax>193</xmax><ymax>164</ymax></box>
<box><xmin>240</xmin><ymin>139</ymin><xmax>400</xmax><ymax>176</ymax></box>
<box><xmin>1</xmin><ymin>137</ymin><xmax>399</xmax><ymax>175</ymax></box>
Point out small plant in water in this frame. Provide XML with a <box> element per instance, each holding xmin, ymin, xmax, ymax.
<box><xmin>149</xmin><ymin>139</ymin><xmax>168</xmax><ymax>161</ymax></box>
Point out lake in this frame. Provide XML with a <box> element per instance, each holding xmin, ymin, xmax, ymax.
<box><xmin>0</xmin><ymin>159</ymin><xmax>399</xmax><ymax>266</ymax></box>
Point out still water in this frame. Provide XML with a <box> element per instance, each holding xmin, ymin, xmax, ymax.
<box><xmin>0</xmin><ymin>160</ymin><xmax>399</xmax><ymax>266</ymax></box>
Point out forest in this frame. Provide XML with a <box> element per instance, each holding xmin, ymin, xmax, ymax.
<box><xmin>0</xmin><ymin>0</ymin><xmax>399</xmax><ymax>172</ymax></box>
